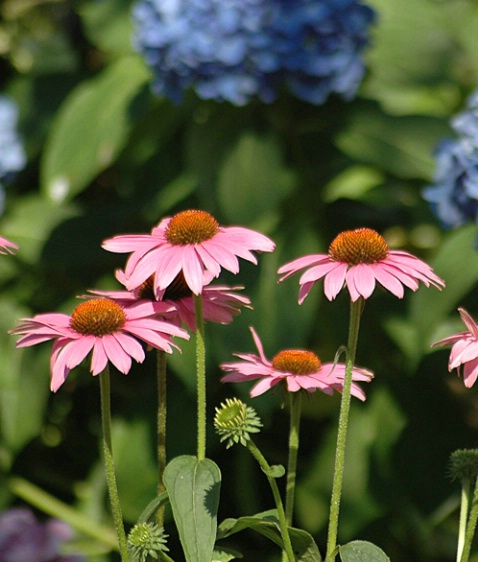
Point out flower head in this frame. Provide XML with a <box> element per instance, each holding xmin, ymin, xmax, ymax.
<box><xmin>424</xmin><ymin>91</ymin><xmax>478</xmax><ymax>229</ymax></box>
<box><xmin>11</xmin><ymin>298</ymin><xmax>189</xmax><ymax>392</ymax></box>
<box><xmin>278</xmin><ymin>227</ymin><xmax>445</xmax><ymax>303</ymax></box>
<box><xmin>92</xmin><ymin>269</ymin><xmax>252</xmax><ymax>332</ymax></box>
<box><xmin>220</xmin><ymin>326</ymin><xmax>373</xmax><ymax>399</ymax></box>
<box><xmin>0</xmin><ymin>507</ymin><xmax>84</xmax><ymax>562</ymax></box>
<box><xmin>132</xmin><ymin>0</ymin><xmax>376</xmax><ymax>106</ymax></box>
<box><xmin>102</xmin><ymin>210</ymin><xmax>275</xmax><ymax>296</ymax></box>
<box><xmin>432</xmin><ymin>307</ymin><xmax>478</xmax><ymax>388</ymax></box>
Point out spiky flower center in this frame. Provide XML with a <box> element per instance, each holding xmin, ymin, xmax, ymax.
<box><xmin>328</xmin><ymin>228</ymin><xmax>389</xmax><ymax>265</ymax></box>
<box><xmin>165</xmin><ymin>210</ymin><xmax>219</xmax><ymax>245</ymax></box>
<box><xmin>70</xmin><ymin>299</ymin><xmax>126</xmax><ymax>336</ymax></box>
<box><xmin>214</xmin><ymin>397</ymin><xmax>262</xmax><ymax>449</ymax></box>
<box><xmin>137</xmin><ymin>273</ymin><xmax>192</xmax><ymax>301</ymax></box>
<box><xmin>272</xmin><ymin>350</ymin><xmax>321</xmax><ymax>375</ymax></box>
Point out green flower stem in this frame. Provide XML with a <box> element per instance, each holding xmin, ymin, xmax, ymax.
<box><xmin>157</xmin><ymin>349</ymin><xmax>167</xmax><ymax>527</ymax></box>
<box><xmin>285</xmin><ymin>391</ymin><xmax>302</xmax><ymax>526</ymax></box>
<box><xmin>247</xmin><ymin>438</ymin><xmax>296</xmax><ymax>562</ymax></box>
<box><xmin>325</xmin><ymin>298</ymin><xmax>364</xmax><ymax>562</ymax></box>
<box><xmin>457</xmin><ymin>477</ymin><xmax>471</xmax><ymax>562</ymax></box>
<box><xmin>100</xmin><ymin>366</ymin><xmax>130</xmax><ymax>562</ymax></box>
<box><xmin>194</xmin><ymin>294</ymin><xmax>207</xmax><ymax>461</ymax></box>
<box><xmin>460</xmin><ymin>475</ymin><xmax>478</xmax><ymax>562</ymax></box>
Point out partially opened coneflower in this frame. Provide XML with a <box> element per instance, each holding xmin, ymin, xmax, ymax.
<box><xmin>278</xmin><ymin>227</ymin><xmax>445</xmax><ymax>303</ymax></box>
<box><xmin>102</xmin><ymin>210</ymin><xmax>275</xmax><ymax>296</ymax></box>
<box><xmin>432</xmin><ymin>308</ymin><xmax>478</xmax><ymax>388</ymax></box>
<box><xmin>220</xmin><ymin>327</ymin><xmax>373</xmax><ymax>399</ymax></box>
<box><xmin>91</xmin><ymin>269</ymin><xmax>252</xmax><ymax>332</ymax></box>
<box><xmin>0</xmin><ymin>235</ymin><xmax>18</xmax><ymax>255</ymax></box>
<box><xmin>10</xmin><ymin>298</ymin><xmax>189</xmax><ymax>392</ymax></box>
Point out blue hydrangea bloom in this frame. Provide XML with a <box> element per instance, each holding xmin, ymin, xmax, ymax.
<box><xmin>0</xmin><ymin>95</ymin><xmax>26</xmax><ymax>213</ymax></box>
<box><xmin>132</xmin><ymin>0</ymin><xmax>376</xmax><ymax>106</ymax></box>
<box><xmin>424</xmin><ymin>92</ymin><xmax>478</xmax><ymax>229</ymax></box>
<box><xmin>0</xmin><ymin>508</ymin><xmax>85</xmax><ymax>562</ymax></box>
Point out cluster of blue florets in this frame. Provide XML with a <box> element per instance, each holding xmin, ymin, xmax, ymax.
<box><xmin>132</xmin><ymin>0</ymin><xmax>376</xmax><ymax>106</ymax></box>
<box><xmin>0</xmin><ymin>95</ymin><xmax>26</xmax><ymax>212</ymax></box>
<box><xmin>424</xmin><ymin>92</ymin><xmax>478</xmax><ymax>229</ymax></box>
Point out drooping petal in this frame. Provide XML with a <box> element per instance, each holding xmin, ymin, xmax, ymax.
<box><xmin>102</xmin><ymin>335</ymin><xmax>133</xmax><ymax>374</ymax></box>
<box><xmin>250</xmin><ymin>375</ymin><xmax>282</xmax><ymax>397</ymax></box>
<box><xmin>323</xmin><ymin>263</ymin><xmax>348</xmax><ymax>300</ymax></box>
<box><xmin>458</xmin><ymin>308</ymin><xmax>478</xmax><ymax>339</ymax></box>
<box><xmin>463</xmin><ymin>358</ymin><xmax>478</xmax><ymax>388</ymax></box>
<box><xmin>346</xmin><ymin>264</ymin><xmax>376</xmax><ymax>300</ymax></box>
<box><xmin>181</xmin><ymin>245</ymin><xmax>207</xmax><ymax>294</ymax></box>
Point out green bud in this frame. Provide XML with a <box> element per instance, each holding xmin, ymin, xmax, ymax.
<box><xmin>448</xmin><ymin>449</ymin><xmax>478</xmax><ymax>481</ymax></box>
<box><xmin>128</xmin><ymin>522</ymin><xmax>169</xmax><ymax>562</ymax></box>
<box><xmin>214</xmin><ymin>397</ymin><xmax>262</xmax><ymax>449</ymax></box>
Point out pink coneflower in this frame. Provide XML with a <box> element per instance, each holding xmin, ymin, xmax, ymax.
<box><xmin>220</xmin><ymin>327</ymin><xmax>373</xmax><ymax>399</ymax></box>
<box><xmin>278</xmin><ymin>227</ymin><xmax>445</xmax><ymax>303</ymax></box>
<box><xmin>432</xmin><ymin>308</ymin><xmax>478</xmax><ymax>388</ymax></box>
<box><xmin>10</xmin><ymin>298</ymin><xmax>189</xmax><ymax>392</ymax></box>
<box><xmin>91</xmin><ymin>269</ymin><xmax>252</xmax><ymax>332</ymax></box>
<box><xmin>102</xmin><ymin>210</ymin><xmax>275</xmax><ymax>296</ymax></box>
<box><xmin>0</xmin><ymin>235</ymin><xmax>18</xmax><ymax>254</ymax></box>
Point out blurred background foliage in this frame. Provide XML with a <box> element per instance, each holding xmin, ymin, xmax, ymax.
<box><xmin>2</xmin><ymin>0</ymin><xmax>478</xmax><ymax>561</ymax></box>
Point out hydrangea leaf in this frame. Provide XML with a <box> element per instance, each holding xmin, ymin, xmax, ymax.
<box><xmin>336</xmin><ymin>102</ymin><xmax>450</xmax><ymax>179</ymax></box>
<box><xmin>217</xmin><ymin>132</ymin><xmax>295</xmax><ymax>224</ymax></box>
<box><xmin>41</xmin><ymin>56</ymin><xmax>149</xmax><ymax>202</ymax></box>
<box><xmin>411</xmin><ymin>225</ymin><xmax>478</xmax><ymax>354</ymax></box>
<box><xmin>164</xmin><ymin>455</ymin><xmax>221</xmax><ymax>562</ymax></box>
<box><xmin>339</xmin><ymin>540</ymin><xmax>390</xmax><ymax>562</ymax></box>
<box><xmin>78</xmin><ymin>0</ymin><xmax>134</xmax><ymax>57</ymax></box>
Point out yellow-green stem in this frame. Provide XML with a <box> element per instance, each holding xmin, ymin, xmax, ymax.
<box><xmin>194</xmin><ymin>294</ymin><xmax>206</xmax><ymax>461</ymax></box>
<box><xmin>460</xmin><ymin>475</ymin><xmax>478</xmax><ymax>562</ymax></box>
<box><xmin>285</xmin><ymin>391</ymin><xmax>302</xmax><ymax>526</ymax></box>
<box><xmin>99</xmin><ymin>366</ymin><xmax>130</xmax><ymax>562</ymax></box>
<box><xmin>247</xmin><ymin>438</ymin><xmax>296</xmax><ymax>562</ymax></box>
<box><xmin>157</xmin><ymin>349</ymin><xmax>167</xmax><ymax>527</ymax></box>
<box><xmin>325</xmin><ymin>298</ymin><xmax>364</xmax><ymax>562</ymax></box>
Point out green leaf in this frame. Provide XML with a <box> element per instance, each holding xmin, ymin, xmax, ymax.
<box><xmin>217</xmin><ymin>132</ymin><xmax>295</xmax><ymax>224</ymax></box>
<box><xmin>0</xmin><ymin>299</ymin><xmax>50</xmax><ymax>462</ymax></box>
<box><xmin>41</xmin><ymin>56</ymin><xmax>150</xmax><ymax>201</ymax></box>
<box><xmin>78</xmin><ymin>0</ymin><xmax>134</xmax><ymax>57</ymax></box>
<box><xmin>111</xmin><ymin>419</ymin><xmax>158</xmax><ymax>523</ymax></box>
<box><xmin>212</xmin><ymin>546</ymin><xmax>243</xmax><ymax>561</ymax></box>
<box><xmin>411</xmin><ymin>225</ymin><xmax>478</xmax><ymax>348</ymax></box>
<box><xmin>163</xmin><ymin>455</ymin><xmax>221</xmax><ymax>562</ymax></box>
<box><xmin>336</xmin><ymin>102</ymin><xmax>449</xmax><ymax>179</ymax></box>
<box><xmin>217</xmin><ymin>512</ymin><xmax>322</xmax><ymax>562</ymax></box>
<box><xmin>137</xmin><ymin>492</ymin><xmax>169</xmax><ymax>525</ymax></box>
<box><xmin>262</xmin><ymin>464</ymin><xmax>286</xmax><ymax>479</ymax></box>
<box><xmin>339</xmin><ymin>540</ymin><xmax>390</xmax><ymax>562</ymax></box>
<box><xmin>387</xmin><ymin>225</ymin><xmax>478</xmax><ymax>365</ymax></box>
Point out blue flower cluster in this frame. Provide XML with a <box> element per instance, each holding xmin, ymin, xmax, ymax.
<box><xmin>0</xmin><ymin>95</ymin><xmax>26</xmax><ymax>212</ymax></box>
<box><xmin>424</xmin><ymin>92</ymin><xmax>478</xmax><ymax>229</ymax></box>
<box><xmin>0</xmin><ymin>508</ymin><xmax>84</xmax><ymax>562</ymax></box>
<box><xmin>132</xmin><ymin>0</ymin><xmax>376</xmax><ymax>106</ymax></box>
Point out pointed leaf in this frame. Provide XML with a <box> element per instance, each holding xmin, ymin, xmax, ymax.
<box><xmin>213</xmin><ymin>546</ymin><xmax>243</xmax><ymax>561</ymax></box>
<box><xmin>217</xmin><ymin>512</ymin><xmax>322</xmax><ymax>562</ymax></box>
<box><xmin>41</xmin><ymin>56</ymin><xmax>149</xmax><ymax>201</ymax></box>
<box><xmin>339</xmin><ymin>540</ymin><xmax>390</xmax><ymax>562</ymax></box>
<box><xmin>163</xmin><ymin>455</ymin><xmax>221</xmax><ymax>562</ymax></box>
<box><xmin>263</xmin><ymin>464</ymin><xmax>286</xmax><ymax>479</ymax></box>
